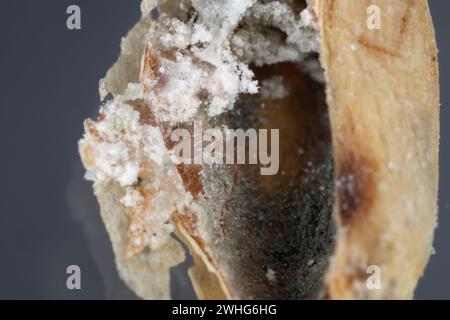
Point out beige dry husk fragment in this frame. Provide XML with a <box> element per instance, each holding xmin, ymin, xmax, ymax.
<box><xmin>79</xmin><ymin>0</ymin><xmax>439</xmax><ymax>299</ymax></box>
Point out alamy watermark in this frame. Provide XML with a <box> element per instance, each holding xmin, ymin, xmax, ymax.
<box><xmin>367</xmin><ymin>5</ymin><xmax>382</xmax><ymax>30</ymax></box>
<box><xmin>66</xmin><ymin>265</ymin><xmax>81</xmax><ymax>290</ymax></box>
<box><xmin>169</xmin><ymin>122</ymin><xmax>280</xmax><ymax>176</ymax></box>
<box><xmin>366</xmin><ymin>265</ymin><xmax>382</xmax><ymax>290</ymax></box>
<box><xmin>66</xmin><ymin>5</ymin><xmax>81</xmax><ymax>30</ymax></box>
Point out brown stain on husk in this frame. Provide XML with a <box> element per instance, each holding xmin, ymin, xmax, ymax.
<box><xmin>335</xmin><ymin>147</ymin><xmax>379</xmax><ymax>226</ymax></box>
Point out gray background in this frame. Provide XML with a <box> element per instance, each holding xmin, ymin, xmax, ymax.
<box><xmin>0</xmin><ymin>0</ymin><xmax>448</xmax><ymax>299</ymax></box>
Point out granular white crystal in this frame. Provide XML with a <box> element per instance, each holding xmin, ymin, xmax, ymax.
<box><xmin>80</xmin><ymin>101</ymin><xmax>168</xmax><ymax>187</ymax></box>
<box><xmin>142</xmin><ymin>0</ymin><xmax>319</xmax><ymax>122</ymax></box>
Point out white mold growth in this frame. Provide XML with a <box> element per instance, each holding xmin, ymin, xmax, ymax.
<box><xmin>139</xmin><ymin>0</ymin><xmax>320</xmax><ymax>123</ymax></box>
